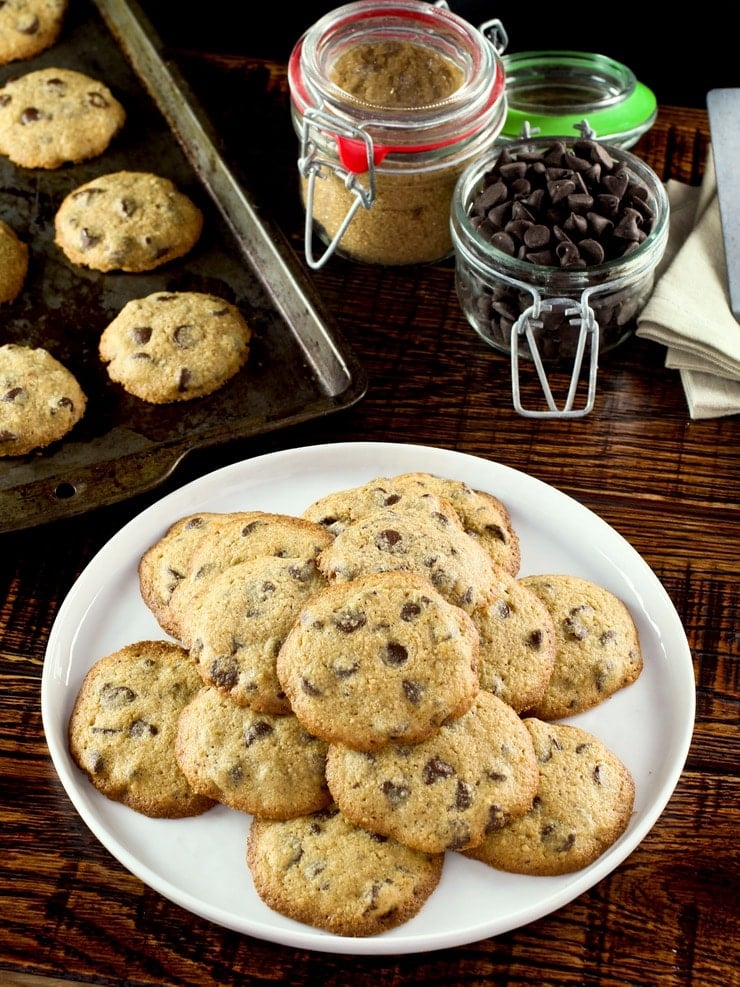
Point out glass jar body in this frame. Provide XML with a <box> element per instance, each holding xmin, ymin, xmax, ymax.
<box><xmin>289</xmin><ymin>0</ymin><xmax>506</xmax><ymax>266</ymax></box>
<box><xmin>451</xmin><ymin>139</ymin><xmax>669</xmax><ymax>363</ymax></box>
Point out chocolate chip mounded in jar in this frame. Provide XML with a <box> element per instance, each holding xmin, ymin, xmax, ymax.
<box><xmin>289</xmin><ymin>1</ymin><xmax>507</xmax><ymax>267</ymax></box>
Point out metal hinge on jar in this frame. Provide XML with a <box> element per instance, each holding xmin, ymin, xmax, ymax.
<box><xmin>298</xmin><ymin>108</ymin><xmax>377</xmax><ymax>270</ymax></box>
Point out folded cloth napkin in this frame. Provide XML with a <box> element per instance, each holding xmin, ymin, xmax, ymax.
<box><xmin>636</xmin><ymin>151</ymin><xmax>740</xmax><ymax>419</ymax></box>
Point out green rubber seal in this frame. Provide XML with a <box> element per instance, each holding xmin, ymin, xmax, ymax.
<box><xmin>500</xmin><ymin>50</ymin><xmax>658</xmax><ymax>148</ymax></box>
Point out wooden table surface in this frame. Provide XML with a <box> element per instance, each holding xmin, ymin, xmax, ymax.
<box><xmin>1</xmin><ymin>46</ymin><xmax>738</xmax><ymax>987</ymax></box>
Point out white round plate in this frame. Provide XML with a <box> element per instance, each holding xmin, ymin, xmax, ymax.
<box><xmin>42</xmin><ymin>442</ymin><xmax>695</xmax><ymax>955</ymax></box>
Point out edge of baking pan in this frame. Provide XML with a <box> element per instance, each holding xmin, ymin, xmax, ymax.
<box><xmin>0</xmin><ymin>0</ymin><xmax>367</xmax><ymax>535</ymax></box>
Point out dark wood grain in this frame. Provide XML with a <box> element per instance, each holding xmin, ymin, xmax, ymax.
<box><xmin>0</xmin><ymin>52</ymin><xmax>737</xmax><ymax>987</ymax></box>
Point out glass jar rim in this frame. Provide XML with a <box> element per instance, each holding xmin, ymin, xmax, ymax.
<box><xmin>288</xmin><ymin>0</ymin><xmax>505</xmax><ymax>158</ymax></box>
<box><xmin>451</xmin><ymin>136</ymin><xmax>669</xmax><ymax>285</ymax></box>
<box><xmin>500</xmin><ymin>50</ymin><xmax>657</xmax><ymax>147</ymax></box>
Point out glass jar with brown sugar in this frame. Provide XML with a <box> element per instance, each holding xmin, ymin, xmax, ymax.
<box><xmin>288</xmin><ymin>0</ymin><xmax>507</xmax><ymax>268</ymax></box>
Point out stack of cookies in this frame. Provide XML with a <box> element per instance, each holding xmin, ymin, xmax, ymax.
<box><xmin>68</xmin><ymin>471</ymin><xmax>642</xmax><ymax>937</ymax></box>
<box><xmin>0</xmin><ymin>0</ymin><xmax>252</xmax><ymax>457</ymax></box>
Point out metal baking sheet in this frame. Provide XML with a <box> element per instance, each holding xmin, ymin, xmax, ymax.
<box><xmin>0</xmin><ymin>0</ymin><xmax>367</xmax><ymax>534</ymax></box>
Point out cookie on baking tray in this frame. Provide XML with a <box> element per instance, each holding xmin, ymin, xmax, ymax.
<box><xmin>465</xmin><ymin>717</ymin><xmax>635</xmax><ymax>875</ymax></box>
<box><xmin>247</xmin><ymin>805</ymin><xmax>444</xmax><ymax>937</ymax></box>
<box><xmin>326</xmin><ymin>690</ymin><xmax>539</xmax><ymax>854</ymax></box>
<box><xmin>0</xmin><ymin>343</ymin><xmax>86</xmax><ymax>457</ymax></box>
<box><xmin>519</xmin><ymin>574</ymin><xmax>644</xmax><ymax>720</ymax></box>
<box><xmin>137</xmin><ymin>512</ymin><xmax>234</xmax><ymax>638</ymax></box>
<box><xmin>175</xmin><ymin>686</ymin><xmax>331</xmax><ymax>818</ymax></box>
<box><xmin>98</xmin><ymin>291</ymin><xmax>251</xmax><ymax>404</ymax></box>
<box><xmin>0</xmin><ymin>67</ymin><xmax>125</xmax><ymax>169</ymax></box>
<box><xmin>315</xmin><ymin>495</ymin><xmax>498</xmax><ymax>614</ymax></box>
<box><xmin>471</xmin><ymin>568</ymin><xmax>556</xmax><ymax>714</ymax></box>
<box><xmin>0</xmin><ymin>219</ymin><xmax>28</xmax><ymax>304</ymax></box>
<box><xmin>67</xmin><ymin>640</ymin><xmax>216</xmax><ymax>819</ymax></box>
<box><xmin>180</xmin><ymin>554</ymin><xmax>329</xmax><ymax>713</ymax></box>
<box><xmin>0</xmin><ymin>0</ymin><xmax>67</xmax><ymax>65</ymax></box>
<box><xmin>275</xmin><ymin>569</ymin><xmax>480</xmax><ymax>751</ymax></box>
<box><xmin>54</xmin><ymin>171</ymin><xmax>204</xmax><ymax>273</ymax></box>
<box><xmin>166</xmin><ymin>511</ymin><xmax>333</xmax><ymax>641</ymax></box>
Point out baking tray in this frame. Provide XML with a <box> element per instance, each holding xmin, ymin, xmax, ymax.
<box><xmin>0</xmin><ymin>0</ymin><xmax>367</xmax><ymax>534</ymax></box>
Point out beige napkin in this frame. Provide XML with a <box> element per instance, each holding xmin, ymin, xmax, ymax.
<box><xmin>636</xmin><ymin>151</ymin><xmax>740</xmax><ymax>419</ymax></box>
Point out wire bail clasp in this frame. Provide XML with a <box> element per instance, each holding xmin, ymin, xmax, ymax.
<box><xmin>299</xmin><ymin>108</ymin><xmax>377</xmax><ymax>270</ymax></box>
<box><xmin>510</xmin><ymin>289</ymin><xmax>600</xmax><ymax>418</ymax></box>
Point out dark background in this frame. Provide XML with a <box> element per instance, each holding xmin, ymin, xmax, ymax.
<box><xmin>138</xmin><ymin>1</ymin><xmax>737</xmax><ymax>110</ymax></box>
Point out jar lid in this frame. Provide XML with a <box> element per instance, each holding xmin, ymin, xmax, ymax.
<box><xmin>500</xmin><ymin>50</ymin><xmax>657</xmax><ymax>148</ymax></box>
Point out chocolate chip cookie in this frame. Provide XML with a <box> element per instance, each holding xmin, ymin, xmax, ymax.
<box><xmin>0</xmin><ymin>343</ymin><xmax>86</xmax><ymax>456</ymax></box>
<box><xmin>138</xmin><ymin>512</ymin><xmax>235</xmax><ymax>638</ymax></box>
<box><xmin>0</xmin><ymin>67</ymin><xmax>125</xmax><ymax>168</ymax></box>
<box><xmin>180</xmin><ymin>554</ymin><xmax>329</xmax><ymax>713</ymax></box>
<box><xmin>166</xmin><ymin>511</ymin><xmax>333</xmax><ymax>641</ymax></box>
<box><xmin>54</xmin><ymin>171</ymin><xmax>203</xmax><ymax>272</ymax></box>
<box><xmin>471</xmin><ymin>568</ymin><xmax>556</xmax><ymax>713</ymax></box>
<box><xmin>176</xmin><ymin>687</ymin><xmax>331</xmax><ymax>818</ymax></box>
<box><xmin>465</xmin><ymin>717</ymin><xmax>635</xmax><ymax>875</ymax></box>
<box><xmin>520</xmin><ymin>574</ymin><xmax>644</xmax><ymax>719</ymax></box>
<box><xmin>326</xmin><ymin>690</ymin><xmax>539</xmax><ymax>853</ymax></box>
<box><xmin>276</xmin><ymin>570</ymin><xmax>480</xmax><ymax>750</ymax></box>
<box><xmin>0</xmin><ymin>0</ymin><xmax>67</xmax><ymax>65</ymax></box>
<box><xmin>68</xmin><ymin>640</ymin><xmax>216</xmax><ymax>819</ymax></box>
<box><xmin>315</xmin><ymin>495</ymin><xmax>498</xmax><ymax>613</ymax></box>
<box><xmin>0</xmin><ymin>219</ymin><xmax>28</xmax><ymax>304</ymax></box>
<box><xmin>98</xmin><ymin>291</ymin><xmax>251</xmax><ymax>404</ymax></box>
<box><xmin>247</xmin><ymin>805</ymin><xmax>444</xmax><ymax>936</ymax></box>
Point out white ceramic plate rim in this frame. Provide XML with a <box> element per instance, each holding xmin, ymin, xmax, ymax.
<box><xmin>41</xmin><ymin>441</ymin><xmax>695</xmax><ymax>955</ymax></box>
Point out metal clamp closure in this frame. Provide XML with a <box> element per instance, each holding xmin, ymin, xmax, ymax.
<box><xmin>298</xmin><ymin>108</ymin><xmax>376</xmax><ymax>270</ymax></box>
<box><xmin>510</xmin><ymin>291</ymin><xmax>599</xmax><ymax>418</ymax></box>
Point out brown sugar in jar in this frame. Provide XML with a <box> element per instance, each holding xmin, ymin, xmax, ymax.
<box><xmin>328</xmin><ymin>40</ymin><xmax>464</xmax><ymax>107</ymax></box>
<box><xmin>288</xmin><ymin>1</ymin><xmax>507</xmax><ymax>268</ymax></box>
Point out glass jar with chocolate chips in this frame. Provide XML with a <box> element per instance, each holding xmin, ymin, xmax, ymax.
<box><xmin>288</xmin><ymin>0</ymin><xmax>507</xmax><ymax>268</ymax></box>
<box><xmin>451</xmin><ymin>136</ymin><xmax>669</xmax><ymax>417</ymax></box>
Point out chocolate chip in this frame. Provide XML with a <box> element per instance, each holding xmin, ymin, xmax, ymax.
<box><xmin>209</xmin><ymin>656</ymin><xmax>239</xmax><ymax>689</ymax></box>
<box><xmin>332</xmin><ymin>660</ymin><xmax>359</xmax><ymax>678</ymax></box>
<box><xmin>455</xmin><ymin>780</ymin><xmax>474</xmax><ymax>809</ymax></box>
<box><xmin>381</xmin><ymin>780</ymin><xmax>410</xmax><ymax>806</ymax></box>
<box><xmin>334</xmin><ymin>610</ymin><xmax>366</xmax><ymax>633</ymax></box>
<box><xmin>402</xmin><ymin>679</ymin><xmax>423</xmax><ymax>705</ymax></box>
<box><xmin>177</xmin><ymin>368</ymin><xmax>192</xmax><ymax>392</ymax></box>
<box><xmin>382</xmin><ymin>642</ymin><xmax>408</xmax><ymax>666</ymax></box>
<box><xmin>375</xmin><ymin>528</ymin><xmax>403</xmax><ymax>551</ymax></box>
<box><xmin>80</xmin><ymin>228</ymin><xmax>101</xmax><ymax>249</ymax></box>
<box><xmin>131</xmin><ymin>326</ymin><xmax>152</xmax><ymax>345</ymax></box>
<box><xmin>398</xmin><ymin>602</ymin><xmax>421</xmax><ymax>624</ymax></box>
<box><xmin>300</xmin><ymin>677</ymin><xmax>322</xmax><ymax>696</ymax></box>
<box><xmin>87</xmin><ymin>91</ymin><xmax>110</xmax><ymax>108</ymax></box>
<box><xmin>3</xmin><ymin>386</ymin><xmax>26</xmax><ymax>402</ymax></box>
<box><xmin>244</xmin><ymin>721</ymin><xmax>273</xmax><ymax>746</ymax></box>
<box><xmin>129</xmin><ymin>719</ymin><xmax>157</xmax><ymax>737</ymax></box>
<box><xmin>422</xmin><ymin>757</ymin><xmax>455</xmax><ymax>783</ymax></box>
<box><xmin>20</xmin><ymin>106</ymin><xmax>41</xmax><ymax>124</ymax></box>
<box><xmin>99</xmin><ymin>683</ymin><xmax>135</xmax><ymax>707</ymax></box>
<box><xmin>20</xmin><ymin>15</ymin><xmax>40</xmax><ymax>35</ymax></box>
